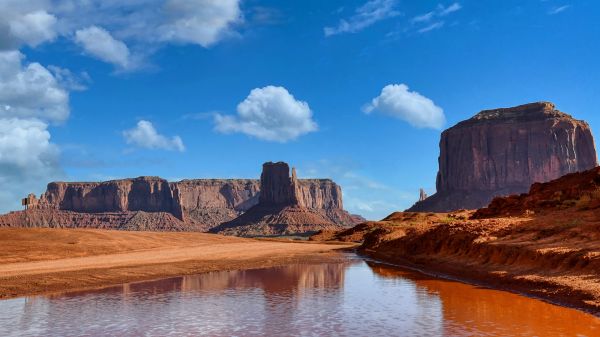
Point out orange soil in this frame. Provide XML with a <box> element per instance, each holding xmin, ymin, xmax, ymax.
<box><xmin>310</xmin><ymin>168</ymin><xmax>600</xmax><ymax>315</ymax></box>
<box><xmin>324</xmin><ymin>210</ymin><xmax>600</xmax><ymax>315</ymax></box>
<box><xmin>0</xmin><ymin>228</ymin><xmax>355</xmax><ymax>299</ymax></box>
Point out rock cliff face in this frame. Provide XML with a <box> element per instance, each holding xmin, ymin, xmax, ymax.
<box><xmin>210</xmin><ymin>162</ymin><xmax>357</xmax><ymax>236</ymax></box>
<box><xmin>1</xmin><ymin>162</ymin><xmax>359</xmax><ymax>233</ymax></box>
<box><xmin>40</xmin><ymin>177</ymin><xmax>185</xmax><ymax>220</ymax></box>
<box><xmin>409</xmin><ymin>102</ymin><xmax>598</xmax><ymax>212</ymax></box>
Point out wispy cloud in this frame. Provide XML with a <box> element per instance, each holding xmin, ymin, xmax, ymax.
<box><xmin>410</xmin><ymin>2</ymin><xmax>461</xmax><ymax>34</ymax></box>
<box><xmin>411</xmin><ymin>12</ymin><xmax>435</xmax><ymax>23</ymax></box>
<box><xmin>439</xmin><ymin>3</ymin><xmax>462</xmax><ymax>16</ymax></box>
<box><xmin>548</xmin><ymin>5</ymin><xmax>570</xmax><ymax>15</ymax></box>
<box><xmin>298</xmin><ymin>159</ymin><xmax>419</xmax><ymax>220</ymax></box>
<box><xmin>324</xmin><ymin>0</ymin><xmax>401</xmax><ymax>36</ymax></box>
<box><xmin>418</xmin><ymin>21</ymin><xmax>445</xmax><ymax>33</ymax></box>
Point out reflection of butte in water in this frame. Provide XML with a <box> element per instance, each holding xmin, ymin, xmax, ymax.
<box><xmin>179</xmin><ymin>263</ymin><xmax>350</xmax><ymax>294</ymax></box>
<box><xmin>365</xmin><ymin>262</ymin><xmax>600</xmax><ymax>336</ymax></box>
<box><xmin>33</xmin><ymin>263</ymin><xmax>351</xmax><ymax>301</ymax></box>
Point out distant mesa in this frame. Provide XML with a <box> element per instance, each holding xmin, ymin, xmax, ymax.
<box><xmin>409</xmin><ymin>102</ymin><xmax>598</xmax><ymax>212</ymax></box>
<box><xmin>0</xmin><ymin>162</ymin><xmax>362</xmax><ymax>236</ymax></box>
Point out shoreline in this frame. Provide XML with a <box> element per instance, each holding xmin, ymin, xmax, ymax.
<box><xmin>361</xmin><ymin>250</ymin><xmax>600</xmax><ymax>317</ymax></box>
<box><xmin>0</xmin><ymin>228</ymin><xmax>356</xmax><ymax>300</ymax></box>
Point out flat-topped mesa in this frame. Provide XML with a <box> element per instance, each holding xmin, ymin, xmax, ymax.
<box><xmin>465</xmin><ymin>102</ymin><xmax>566</xmax><ymax>123</ymax></box>
<box><xmin>38</xmin><ymin>177</ymin><xmax>185</xmax><ymax>220</ymax></box>
<box><xmin>409</xmin><ymin>101</ymin><xmax>598</xmax><ymax>212</ymax></box>
<box><xmin>9</xmin><ymin>162</ymin><xmax>358</xmax><ymax>232</ymax></box>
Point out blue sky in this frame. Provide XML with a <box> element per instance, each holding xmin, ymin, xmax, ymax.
<box><xmin>0</xmin><ymin>0</ymin><xmax>598</xmax><ymax>219</ymax></box>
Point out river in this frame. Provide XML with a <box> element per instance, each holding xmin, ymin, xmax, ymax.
<box><xmin>1</xmin><ymin>254</ymin><xmax>599</xmax><ymax>336</ymax></box>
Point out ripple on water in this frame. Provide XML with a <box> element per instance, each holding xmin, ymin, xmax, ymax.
<box><xmin>0</xmin><ymin>256</ymin><xmax>599</xmax><ymax>337</ymax></box>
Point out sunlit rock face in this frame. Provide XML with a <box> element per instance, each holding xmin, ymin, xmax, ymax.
<box><xmin>409</xmin><ymin>102</ymin><xmax>598</xmax><ymax>212</ymax></box>
<box><xmin>2</xmin><ymin>162</ymin><xmax>361</xmax><ymax>232</ymax></box>
<box><xmin>210</xmin><ymin>162</ymin><xmax>360</xmax><ymax>236</ymax></box>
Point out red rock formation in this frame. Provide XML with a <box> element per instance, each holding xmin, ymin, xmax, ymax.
<box><xmin>39</xmin><ymin>177</ymin><xmax>184</xmax><ymax>220</ymax></box>
<box><xmin>409</xmin><ymin>102</ymin><xmax>598</xmax><ymax>212</ymax></box>
<box><xmin>0</xmin><ymin>209</ymin><xmax>197</xmax><ymax>231</ymax></box>
<box><xmin>259</xmin><ymin>162</ymin><xmax>297</xmax><ymax>205</ymax></box>
<box><xmin>210</xmin><ymin>162</ymin><xmax>357</xmax><ymax>236</ymax></box>
<box><xmin>1</xmin><ymin>162</ymin><xmax>360</xmax><ymax>233</ymax></box>
<box><xmin>473</xmin><ymin>166</ymin><xmax>600</xmax><ymax>218</ymax></box>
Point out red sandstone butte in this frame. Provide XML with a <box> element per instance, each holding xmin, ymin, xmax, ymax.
<box><xmin>210</xmin><ymin>162</ymin><xmax>357</xmax><ymax>236</ymax></box>
<box><xmin>0</xmin><ymin>162</ymin><xmax>362</xmax><ymax>234</ymax></box>
<box><xmin>409</xmin><ymin>102</ymin><xmax>598</xmax><ymax>212</ymax></box>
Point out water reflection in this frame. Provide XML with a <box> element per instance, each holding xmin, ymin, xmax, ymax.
<box><xmin>0</xmin><ymin>256</ymin><xmax>599</xmax><ymax>337</ymax></box>
<box><xmin>367</xmin><ymin>261</ymin><xmax>600</xmax><ymax>336</ymax></box>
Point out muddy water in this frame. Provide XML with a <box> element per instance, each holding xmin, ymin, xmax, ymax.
<box><xmin>1</xmin><ymin>255</ymin><xmax>599</xmax><ymax>337</ymax></box>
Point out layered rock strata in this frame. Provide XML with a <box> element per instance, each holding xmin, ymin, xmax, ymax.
<box><xmin>210</xmin><ymin>162</ymin><xmax>356</xmax><ymax>236</ymax></box>
<box><xmin>1</xmin><ymin>163</ymin><xmax>359</xmax><ymax>232</ymax></box>
<box><xmin>409</xmin><ymin>102</ymin><xmax>597</xmax><ymax>212</ymax></box>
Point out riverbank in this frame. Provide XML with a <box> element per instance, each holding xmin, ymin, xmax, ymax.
<box><xmin>317</xmin><ymin>211</ymin><xmax>600</xmax><ymax>316</ymax></box>
<box><xmin>0</xmin><ymin>228</ymin><xmax>356</xmax><ymax>299</ymax></box>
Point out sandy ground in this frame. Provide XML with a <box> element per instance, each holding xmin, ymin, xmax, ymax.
<box><xmin>0</xmin><ymin>228</ymin><xmax>355</xmax><ymax>299</ymax></box>
<box><xmin>320</xmin><ymin>211</ymin><xmax>600</xmax><ymax>315</ymax></box>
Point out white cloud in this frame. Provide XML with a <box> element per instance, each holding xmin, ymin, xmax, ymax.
<box><xmin>0</xmin><ymin>50</ymin><xmax>70</xmax><ymax>123</ymax></box>
<box><xmin>0</xmin><ymin>118</ymin><xmax>59</xmax><ymax>173</ymax></box>
<box><xmin>438</xmin><ymin>3</ymin><xmax>462</xmax><ymax>16</ymax></box>
<box><xmin>418</xmin><ymin>21</ymin><xmax>445</xmax><ymax>33</ymax></box>
<box><xmin>75</xmin><ymin>26</ymin><xmax>132</xmax><ymax>69</ymax></box>
<box><xmin>363</xmin><ymin>84</ymin><xmax>445</xmax><ymax>129</ymax></box>
<box><xmin>214</xmin><ymin>86</ymin><xmax>318</xmax><ymax>142</ymax></box>
<box><xmin>412</xmin><ymin>12</ymin><xmax>435</xmax><ymax>23</ymax></box>
<box><xmin>548</xmin><ymin>5</ymin><xmax>570</xmax><ymax>15</ymax></box>
<box><xmin>299</xmin><ymin>159</ymin><xmax>414</xmax><ymax>220</ymax></box>
<box><xmin>0</xmin><ymin>0</ymin><xmax>244</xmax><ymax>69</ymax></box>
<box><xmin>123</xmin><ymin>120</ymin><xmax>185</xmax><ymax>152</ymax></box>
<box><xmin>47</xmin><ymin>66</ymin><xmax>90</xmax><ymax>92</ymax></box>
<box><xmin>324</xmin><ymin>0</ymin><xmax>401</xmax><ymax>36</ymax></box>
<box><xmin>0</xmin><ymin>50</ymin><xmax>72</xmax><ymax>212</ymax></box>
<box><xmin>0</xmin><ymin>117</ymin><xmax>62</xmax><ymax>213</ymax></box>
<box><xmin>410</xmin><ymin>2</ymin><xmax>461</xmax><ymax>34</ymax></box>
<box><xmin>0</xmin><ymin>118</ymin><xmax>63</xmax><ymax>212</ymax></box>
<box><xmin>8</xmin><ymin>10</ymin><xmax>57</xmax><ymax>47</ymax></box>
<box><xmin>0</xmin><ymin>1</ymin><xmax>57</xmax><ymax>49</ymax></box>
<box><xmin>158</xmin><ymin>0</ymin><xmax>243</xmax><ymax>47</ymax></box>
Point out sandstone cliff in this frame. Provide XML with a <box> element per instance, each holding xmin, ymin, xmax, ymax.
<box><xmin>314</xmin><ymin>166</ymin><xmax>600</xmax><ymax>313</ymax></box>
<box><xmin>409</xmin><ymin>102</ymin><xmax>597</xmax><ymax>212</ymax></box>
<box><xmin>210</xmin><ymin>162</ymin><xmax>356</xmax><ymax>236</ymax></box>
<box><xmin>1</xmin><ymin>162</ymin><xmax>359</xmax><ymax>233</ymax></box>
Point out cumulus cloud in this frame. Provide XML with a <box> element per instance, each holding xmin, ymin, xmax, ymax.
<box><xmin>363</xmin><ymin>84</ymin><xmax>445</xmax><ymax>129</ymax></box>
<box><xmin>0</xmin><ymin>1</ymin><xmax>57</xmax><ymax>49</ymax></box>
<box><xmin>0</xmin><ymin>50</ymin><xmax>71</xmax><ymax>211</ymax></box>
<box><xmin>0</xmin><ymin>50</ymin><xmax>70</xmax><ymax>122</ymax></box>
<box><xmin>75</xmin><ymin>26</ymin><xmax>132</xmax><ymax>69</ymax></box>
<box><xmin>214</xmin><ymin>86</ymin><xmax>318</xmax><ymax>142</ymax></box>
<box><xmin>0</xmin><ymin>0</ymin><xmax>244</xmax><ymax>69</ymax></box>
<box><xmin>0</xmin><ymin>118</ymin><xmax>60</xmax><ymax>175</ymax></box>
<box><xmin>0</xmin><ymin>118</ymin><xmax>62</xmax><ymax>212</ymax></box>
<box><xmin>123</xmin><ymin>120</ymin><xmax>185</xmax><ymax>152</ymax></box>
<box><xmin>158</xmin><ymin>0</ymin><xmax>243</xmax><ymax>47</ymax></box>
<box><xmin>324</xmin><ymin>0</ymin><xmax>401</xmax><ymax>36</ymax></box>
